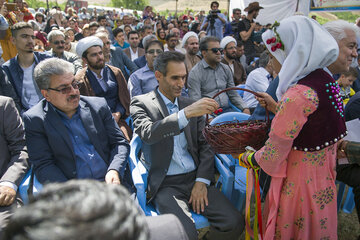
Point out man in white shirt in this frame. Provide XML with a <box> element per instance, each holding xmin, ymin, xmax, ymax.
<box><xmin>123</xmin><ymin>31</ymin><xmax>145</xmax><ymax>61</ymax></box>
<box><xmin>243</xmin><ymin>51</ymin><xmax>273</xmax><ymax>112</ymax></box>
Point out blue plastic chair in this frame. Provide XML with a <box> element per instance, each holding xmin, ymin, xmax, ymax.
<box><xmin>236</xmin><ymin>84</ymin><xmax>246</xmax><ymax>98</ymax></box>
<box><xmin>129</xmin><ymin>134</ymin><xmax>236</xmax><ymax>229</ymax></box>
<box><xmin>19</xmin><ymin>168</ymin><xmax>43</xmax><ymax>204</ymax></box>
<box><xmin>336</xmin><ymin>181</ymin><xmax>355</xmax><ymax>213</ymax></box>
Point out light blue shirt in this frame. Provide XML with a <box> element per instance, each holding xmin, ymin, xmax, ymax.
<box><xmin>128</xmin><ymin>64</ymin><xmax>158</xmax><ymax>98</ymax></box>
<box><xmin>200</xmin><ymin>13</ymin><xmax>227</xmax><ymax>40</ymax></box>
<box><xmin>157</xmin><ymin>89</ymin><xmax>210</xmax><ymax>185</ymax></box>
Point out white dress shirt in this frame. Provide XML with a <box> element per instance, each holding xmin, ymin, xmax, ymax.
<box><xmin>243</xmin><ymin>67</ymin><xmax>272</xmax><ymax>108</ymax></box>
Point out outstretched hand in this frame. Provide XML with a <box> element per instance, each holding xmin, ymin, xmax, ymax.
<box><xmin>184</xmin><ymin>98</ymin><xmax>219</xmax><ymax>119</ymax></box>
<box><xmin>255</xmin><ymin>92</ymin><xmax>277</xmax><ymax>114</ymax></box>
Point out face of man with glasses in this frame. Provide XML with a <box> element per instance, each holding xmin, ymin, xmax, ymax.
<box><xmin>42</xmin><ymin>73</ymin><xmax>81</xmax><ymax>118</ymax></box>
<box><xmin>203</xmin><ymin>40</ymin><xmax>222</xmax><ymax>64</ymax></box>
<box><xmin>50</xmin><ymin>35</ymin><xmax>65</xmax><ymax>56</ymax></box>
<box><xmin>145</xmin><ymin>43</ymin><xmax>164</xmax><ymax>70</ymax></box>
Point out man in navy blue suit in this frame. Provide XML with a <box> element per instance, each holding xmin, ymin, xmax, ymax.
<box><xmin>23</xmin><ymin>58</ymin><xmax>131</xmax><ymax>189</ymax></box>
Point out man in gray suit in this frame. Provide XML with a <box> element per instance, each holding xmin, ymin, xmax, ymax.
<box><xmin>0</xmin><ymin>96</ymin><xmax>29</xmax><ymax>230</ymax></box>
<box><xmin>130</xmin><ymin>51</ymin><xmax>243</xmax><ymax>240</ymax></box>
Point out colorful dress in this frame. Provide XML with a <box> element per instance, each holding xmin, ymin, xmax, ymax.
<box><xmin>255</xmin><ymin>84</ymin><xmax>339</xmax><ymax>239</ymax></box>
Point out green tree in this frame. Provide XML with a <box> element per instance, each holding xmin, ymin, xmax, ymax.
<box><xmin>111</xmin><ymin>0</ymin><xmax>148</xmax><ymax>11</ymax></box>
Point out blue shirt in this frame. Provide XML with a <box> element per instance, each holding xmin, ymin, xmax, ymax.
<box><xmin>128</xmin><ymin>64</ymin><xmax>158</xmax><ymax>98</ymax></box>
<box><xmin>114</xmin><ymin>41</ymin><xmax>130</xmax><ymax>49</ymax></box>
<box><xmin>157</xmin><ymin>89</ymin><xmax>210</xmax><ymax>185</ymax></box>
<box><xmin>200</xmin><ymin>13</ymin><xmax>227</xmax><ymax>40</ymax></box>
<box><xmin>53</xmin><ymin>105</ymin><xmax>108</xmax><ymax>180</ymax></box>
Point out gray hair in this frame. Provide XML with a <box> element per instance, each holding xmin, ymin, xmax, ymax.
<box><xmin>258</xmin><ymin>51</ymin><xmax>270</xmax><ymax>68</ymax></box>
<box><xmin>154</xmin><ymin>51</ymin><xmax>185</xmax><ymax>76</ymax></box>
<box><xmin>96</xmin><ymin>27</ymin><xmax>109</xmax><ymax>35</ymax></box>
<box><xmin>142</xmin><ymin>34</ymin><xmax>157</xmax><ymax>49</ymax></box>
<box><xmin>94</xmin><ymin>31</ymin><xmax>109</xmax><ymax>40</ymax></box>
<box><xmin>28</xmin><ymin>20</ymin><xmax>40</xmax><ymax>31</ymax></box>
<box><xmin>323</xmin><ymin>20</ymin><xmax>360</xmax><ymax>42</ymax></box>
<box><xmin>47</xmin><ymin>30</ymin><xmax>65</xmax><ymax>42</ymax></box>
<box><xmin>34</xmin><ymin>58</ymin><xmax>74</xmax><ymax>90</ymax></box>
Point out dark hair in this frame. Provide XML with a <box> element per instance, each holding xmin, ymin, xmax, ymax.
<box><xmin>199</xmin><ymin>36</ymin><xmax>220</xmax><ymax>52</ymax></box>
<box><xmin>154</xmin><ymin>51</ymin><xmax>185</xmax><ymax>76</ymax></box>
<box><xmin>145</xmin><ymin>40</ymin><xmax>164</xmax><ymax>52</ymax></box>
<box><xmin>127</xmin><ymin>30</ymin><xmax>139</xmax><ymax>39</ymax></box>
<box><xmin>210</xmin><ymin>1</ymin><xmax>219</xmax><ymax>8</ymax></box>
<box><xmin>342</xmin><ymin>67</ymin><xmax>359</xmax><ymax>78</ymax></box>
<box><xmin>97</xmin><ymin>15</ymin><xmax>106</xmax><ymax>22</ymax></box>
<box><xmin>4</xmin><ymin>180</ymin><xmax>149</xmax><ymax>240</ymax></box>
<box><xmin>232</xmin><ymin>8</ymin><xmax>241</xmax><ymax>14</ymax></box>
<box><xmin>236</xmin><ymin>40</ymin><xmax>244</xmax><ymax>47</ymax></box>
<box><xmin>89</xmin><ymin>21</ymin><xmax>100</xmax><ymax>28</ymax></box>
<box><xmin>112</xmin><ymin>27</ymin><xmax>124</xmax><ymax>38</ymax></box>
<box><xmin>143</xmin><ymin>25</ymin><xmax>152</xmax><ymax>32</ymax></box>
<box><xmin>165</xmin><ymin>33</ymin><xmax>176</xmax><ymax>41</ymax></box>
<box><xmin>11</xmin><ymin>22</ymin><xmax>33</xmax><ymax>37</ymax></box>
<box><xmin>156</xmin><ymin>28</ymin><xmax>165</xmax><ymax>40</ymax></box>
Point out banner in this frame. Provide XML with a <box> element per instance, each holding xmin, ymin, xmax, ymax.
<box><xmin>310</xmin><ymin>0</ymin><xmax>360</xmax><ymax>11</ymax></box>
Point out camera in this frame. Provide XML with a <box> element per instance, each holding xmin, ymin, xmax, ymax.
<box><xmin>207</xmin><ymin>9</ymin><xmax>220</xmax><ymax>28</ymax></box>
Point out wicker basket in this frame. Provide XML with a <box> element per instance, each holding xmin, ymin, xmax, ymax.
<box><xmin>203</xmin><ymin>87</ymin><xmax>270</xmax><ymax>154</ymax></box>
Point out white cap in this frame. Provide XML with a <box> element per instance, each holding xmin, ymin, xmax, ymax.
<box><xmin>182</xmin><ymin>31</ymin><xmax>198</xmax><ymax>48</ymax></box>
<box><xmin>220</xmin><ymin>36</ymin><xmax>236</xmax><ymax>49</ymax></box>
<box><xmin>76</xmin><ymin>36</ymin><xmax>103</xmax><ymax>57</ymax></box>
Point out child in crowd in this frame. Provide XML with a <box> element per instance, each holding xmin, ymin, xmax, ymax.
<box><xmin>337</xmin><ymin>67</ymin><xmax>358</xmax><ymax>105</ymax></box>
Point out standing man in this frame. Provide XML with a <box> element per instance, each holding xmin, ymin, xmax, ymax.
<box><xmin>23</xmin><ymin>58</ymin><xmax>131</xmax><ymax>189</ymax></box>
<box><xmin>47</xmin><ymin>30</ymin><xmax>82</xmax><ymax>74</ymax></box>
<box><xmin>220</xmin><ymin>36</ymin><xmax>247</xmax><ymax>85</ymax></box>
<box><xmin>123</xmin><ymin>31</ymin><xmax>145</xmax><ymax>61</ymax></box>
<box><xmin>200</xmin><ymin>1</ymin><xmax>226</xmax><ymax>40</ymax></box>
<box><xmin>0</xmin><ymin>96</ymin><xmax>28</xmax><ymax>230</ymax></box>
<box><xmin>2</xmin><ymin>22</ymin><xmax>51</xmax><ymax>113</ymax></box>
<box><xmin>238</xmin><ymin>2</ymin><xmax>263</xmax><ymax>64</ymax></box>
<box><xmin>188</xmin><ymin>36</ymin><xmax>249</xmax><ymax>113</ymax></box>
<box><xmin>130</xmin><ymin>51</ymin><xmax>243</xmax><ymax>240</ymax></box>
<box><xmin>183</xmin><ymin>32</ymin><xmax>201</xmax><ymax>74</ymax></box>
<box><xmin>230</xmin><ymin>8</ymin><xmax>242</xmax><ymax>42</ymax></box>
<box><xmin>75</xmin><ymin>36</ymin><xmax>132</xmax><ymax>141</ymax></box>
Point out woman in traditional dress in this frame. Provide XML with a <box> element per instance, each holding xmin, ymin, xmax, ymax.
<box><xmin>240</xmin><ymin>16</ymin><xmax>345</xmax><ymax>239</ymax></box>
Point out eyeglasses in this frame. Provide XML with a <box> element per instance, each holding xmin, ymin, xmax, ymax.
<box><xmin>207</xmin><ymin>48</ymin><xmax>223</xmax><ymax>54</ymax></box>
<box><xmin>47</xmin><ymin>81</ymin><xmax>81</xmax><ymax>94</ymax></box>
<box><xmin>147</xmin><ymin>49</ymin><xmax>163</xmax><ymax>55</ymax></box>
<box><xmin>53</xmin><ymin>40</ymin><xmax>65</xmax><ymax>45</ymax></box>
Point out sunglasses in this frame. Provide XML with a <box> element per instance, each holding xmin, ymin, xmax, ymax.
<box><xmin>47</xmin><ymin>81</ymin><xmax>81</xmax><ymax>94</ymax></box>
<box><xmin>207</xmin><ymin>48</ymin><xmax>223</xmax><ymax>54</ymax></box>
<box><xmin>147</xmin><ymin>49</ymin><xmax>163</xmax><ymax>55</ymax></box>
<box><xmin>53</xmin><ymin>40</ymin><xmax>65</xmax><ymax>45</ymax></box>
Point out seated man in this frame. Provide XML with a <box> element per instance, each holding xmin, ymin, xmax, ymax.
<box><xmin>46</xmin><ymin>30</ymin><xmax>82</xmax><ymax>74</ymax></box>
<box><xmin>0</xmin><ymin>96</ymin><xmax>28</xmax><ymax>230</ymax></box>
<box><xmin>75</xmin><ymin>36</ymin><xmax>132</xmax><ymax>141</ymax></box>
<box><xmin>187</xmin><ymin>36</ymin><xmax>249</xmax><ymax>114</ymax></box>
<box><xmin>130</xmin><ymin>51</ymin><xmax>243</xmax><ymax>240</ymax></box>
<box><xmin>23</xmin><ymin>58</ymin><xmax>132</xmax><ymax>190</ymax></box>
<box><xmin>4</xmin><ymin>180</ymin><xmax>189</xmax><ymax>240</ymax></box>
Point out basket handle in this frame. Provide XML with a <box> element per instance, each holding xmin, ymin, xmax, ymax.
<box><xmin>205</xmin><ymin>87</ymin><xmax>270</xmax><ymax>125</ymax></box>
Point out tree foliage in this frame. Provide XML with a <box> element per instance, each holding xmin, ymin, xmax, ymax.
<box><xmin>111</xmin><ymin>0</ymin><xmax>148</xmax><ymax>11</ymax></box>
<box><xmin>26</xmin><ymin>0</ymin><xmax>66</xmax><ymax>11</ymax></box>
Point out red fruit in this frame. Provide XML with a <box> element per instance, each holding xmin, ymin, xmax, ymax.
<box><xmin>271</xmin><ymin>46</ymin><xmax>277</xmax><ymax>52</ymax></box>
<box><xmin>276</xmin><ymin>42</ymin><xmax>282</xmax><ymax>48</ymax></box>
<box><xmin>266</xmin><ymin>39</ymin><xmax>272</xmax><ymax>44</ymax></box>
<box><xmin>218</xmin><ymin>108</ymin><xmax>223</xmax><ymax>113</ymax></box>
<box><xmin>271</xmin><ymin>37</ymin><xmax>277</xmax><ymax>43</ymax></box>
<box><xmin>214</xmin><ymin>110</ymin><xmax>219</xmax><ymax>114</ymax></box>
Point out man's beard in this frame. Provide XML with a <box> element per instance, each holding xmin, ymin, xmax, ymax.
<box><xmin>226</xmin><ymin>52</ymin><xmax>237</xmax><ymax>60</ymax></box>
<box><xmin>89</xmin><ymin>60</ymin><xmax>105</xmax><ymax>70</ymax></box>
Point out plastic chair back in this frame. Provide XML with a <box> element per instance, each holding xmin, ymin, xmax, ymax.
<box><xmin>19</xmin><ymin>168</ymin><xmax>43</xmax><ymax>204</ymax></box>
<box><xmin>210</xmin><ymin>112</ymin><xmax>250</xmax><ymax>125</ymax></box>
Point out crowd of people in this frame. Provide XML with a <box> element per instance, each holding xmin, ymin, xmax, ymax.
<box><xmin>0</xmin><ymin>0</ymin><xmax>360</xmax><ymax>239</ymax></box>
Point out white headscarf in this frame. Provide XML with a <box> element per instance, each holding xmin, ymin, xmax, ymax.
<box><xmin>262</xmin><ymin>16</ymin><xmax>339</xmax><ymax>100</ymax></box>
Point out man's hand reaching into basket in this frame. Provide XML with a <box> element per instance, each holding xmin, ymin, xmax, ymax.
<box><xmin>255</xmin><ymin>92</ymin><xmax>277</xmax><ymax>114</ymax></box>
<box><xmin>184</xmin><ymin>98</ymin><xmax>219</xmax><ymax>119</ymax></box>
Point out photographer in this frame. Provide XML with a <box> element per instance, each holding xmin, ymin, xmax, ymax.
<box><xmin>200</xmin><ymin>1</ymin><xmax>226</xmax><ymax>40</ymax></box>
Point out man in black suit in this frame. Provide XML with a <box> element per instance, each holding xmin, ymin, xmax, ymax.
<box><xmin>130</xmin><ymin>51</ymin><xmax>243</xmax><ymax>240</ymax></box>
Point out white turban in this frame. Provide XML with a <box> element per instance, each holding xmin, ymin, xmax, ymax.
<box><xmin>220</xmin><ymin>36</ymin><xmax>237</xmax><ymax>49</ymax></box>
<box><xmin>76</xmin><ymin>36</ymin><xmax>104</xmax><ymax>57</ymax></box>
<box><xmin>261</xmin><ymin>16</ymin><xmax>339</xmax><ymax>100</ymax></box>
<box><xmin>182</xmin><ymin>31</ymin><xmax>198</xmax><ymax>48</ymax></box>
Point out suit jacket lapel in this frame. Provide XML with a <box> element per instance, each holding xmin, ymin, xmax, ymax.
<box><xmin>152</xmin><ymin>90</ymin><xmax>169</xmax><ymax>118</ymax></box>
<box><xmin>78</xmin><ymin>100</ymin><xmax>106</xmax><ymax>162</ymax></box>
